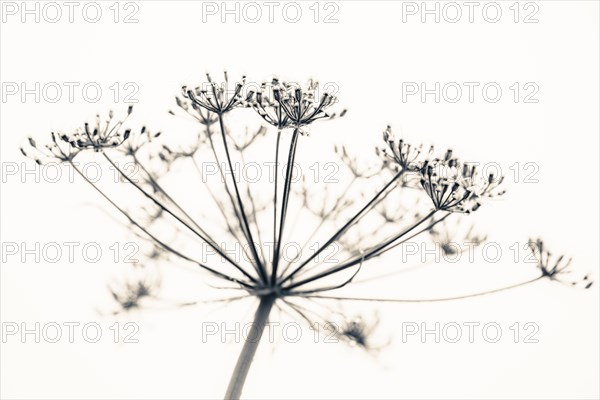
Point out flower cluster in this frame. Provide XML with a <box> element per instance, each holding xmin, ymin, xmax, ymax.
<box><xmin>418</xmin><ymin>150</ymin><xmax>506</xmax><ymax>214</ymax></box>
<box><xmin>120</xmin><ymin>125</ymin><xmax>162</xmax><ymax>156</ymax></box>
<box><xmin>183</xmin><ymin>72</ymin><xmax>250</xmax><ymax>115</ymax></box>
<box><xmin>378</xmin><ymin>125</ymin><xmax>432</xmax><ymax>172</ymax></box>
<box><xmin>21</xmin><ymin>132</ymin><xmax>80</xmax><ymax>164</ymax></box>
<box><xmin>180</xmin><ymin>75</ymin><xmax>342</xmax><ymax>136</ymax></box>
<box><xmin>272</xmin><ymin>79</ymin><xmax>337</xmax><ymax>130</ymax></box>
<box><xmin>251</xmin><ymin>78</ymin><xmax>292</xmax><ymax>129</ymax></box>
<box><xmin>172</xmin><ymin>94</ymin><xmax>219</xmax><ymax>127</ymax></box>
<box><xmin>65</xmin><ymin>107</ymin><xmax>134</xmax><ymax>152</ymax></box>
<box><xmin>22</xmin><ymin>107</ymin><xmax>137</xmax><ymax>166</ymax></box>
<box><xmin>109</xmin><ymin>277</ymin><xmax>159</xmax><ymax>313</ymax></box>
<box><xmin>528</xmin><ymin>239</ymin><xmax>593</xmax><ymax>288</ymax></box>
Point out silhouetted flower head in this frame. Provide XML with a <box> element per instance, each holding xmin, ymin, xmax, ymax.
<box><xmin>251</xmin><ymin>78</ymin><xmax>293</xmax><ymax>129</ymax></box>
<box><xmin>109</xmin><ymin>277</ymin><xmax>159</xmax><ymax>313</ymax></box>
<box><xmin>334</xmin><ymin>315</ymin><xmax>386</xmax><ymax>352</ymax></box>
<box><xmin>378</xmin><ymin>126</ymin><xmax>432</xmax><ymax>172</ymax></box>
<box><xmin>183</xmin><ymin>72</ymin><xmax>251</xmax><ymax>115</ymax></box>
<box><xmin>172</xmin><ymin>95</ymin><xmax>219</xmax><ymax>126</ymax></box>
<box><xmin>120</xmin><ymin>125</ymin><xmax>162</xmax><ymax>156</ymax></box>
<box><xmin>21</xmin><ymin>132</ymin><xmax>81</xmax><ymax>165</ymax></box>
<box><xmin>273</xmin><ymin>79</ymin><xmax>337</xmax><ymax>132</ymax></box>
<box><xmin>528</xmin><ymin>239</ymin><xmax>593</xmax><ymax>289</ymax></box>
<box><xmin>64</xmin><ymin>106</ymin><xmax>134</xmax><ymax>152</ymax></box>
<box><xmin>420</xmin><ymin>164</ymin><xmax>478</xmax><ymax>213</ymax></box>
<box><xmin>419</xmin><ymin>151</ymin><xmax>505</xmax><ymax>214</ymax></box>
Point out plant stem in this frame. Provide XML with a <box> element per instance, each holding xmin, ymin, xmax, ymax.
<box><xmin>271</xmin><ymin>128</ymin><xmax>300</xmax><ymax>285</ymax></box>
<box><xmin>103</xmin><ymin>152</ymin><xmax>258</xmax><ymax>284</ymax></box>
<box><xmin>284</xmin><ymin>210</ymin><xmax>436</xmax><ymax>291</ymax></box>
<box><xmin>217</xmin><ymin>114</ymin><xmax>267</xmax><ymax>283</ymax></box>
<box><xmin>279</xmin><ymin>170</ymin><xmax>404</xmax><ymax>285</ymax></box>
<box><xmin>272</xmin><ymin>129</ymin><xmax>282</xmax><ymax>278</ymax></box>
<box><xmin>301</xmin><ymin>276</ymin><xmax>544</xmax><ymax>303</ymax></box>
<box><xmin>224</xmin><ymin>295</ymin><xmax>275</xmax><ymax>400</ymax></box>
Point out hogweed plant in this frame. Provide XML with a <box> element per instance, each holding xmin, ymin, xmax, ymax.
<box><xmin>23</xmin><ymin>73</ymin><xmax>593</xmax><ymax>399</ymax></box>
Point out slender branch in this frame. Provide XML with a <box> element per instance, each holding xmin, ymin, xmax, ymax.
<box><xmin>279</xmin><ymin>176</ymin><xmax>358</xmax><ymax>278</ymax></box>
<box><xmin>240</xmin><ymin>150</ymin><xmax>267</xmax><ymax>265</ymax></box>
<box><xmin>272</xmin><ymin>129</ymin><xmax>282</xmax><ymax>278</ymax></box>
<box><xmin>296</xmin><ymin>276</ymin><xmax>544</xmax><ymax>303</ymax></box>
<box><xmin>191</xmin><ymin>156</ymin><xmax>261</xmax><ymax>277</ymax></box>
<box><xmin>68</xmin><ymin>161</ymin><xmax>253</xmax><ymax>289</ymax></box>
<box><xmin>191</xmin><ymin>157</ymin><xmax>245</xmax><ymax>245</ymax></box>
<box><xmin>103</xmin><ymin>152</ymin><xmax>259</xmax><ymax>284</ymax></box>
<box><xmin>283</xmin><ymin>210</ymin><xmax>436</xmax><ymax>291</ymax></box>
<box><xmin>206</xmin><ymin>126</ymin><xmax>247</xmax><ymax>233</ymax></box>
<box><xmin>132</xmin><ymin>154</ymin><xmax>218</xmax><ymax>244</ymax></box>
<box><xmin>218</xmin><ymin>114</ymin><xmax>267</xmax><ymax>283</ymax></box>
<box><xmin>366</xmin><ymin>212</ymin><xmax>452</xmax><ymax>260</ymax></box>
<box><xmin>271</xmin><ymin>128</ymin><xmax>300</xmax><ymax>286</ymax></box>
<box><xmin>279</xmin><ymin>170</ymin><xmax>404</xmax><ymax>285</ymax></box>
<box><xmin>204</xmin><ymin>120</ymin><xmax>263</xmax><ymax>273</ymax></box>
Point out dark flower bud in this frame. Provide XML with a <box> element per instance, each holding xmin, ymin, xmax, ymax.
<box><xmin>444</xmin><ymin>149</ymin><xmax>453</xmax><ymax>161</ymax></box>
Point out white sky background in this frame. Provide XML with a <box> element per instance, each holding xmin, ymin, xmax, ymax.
<box><xmin>1</xmin><ymin>1</ymin><xmax>599</xmax><ymax>399</ymax></box>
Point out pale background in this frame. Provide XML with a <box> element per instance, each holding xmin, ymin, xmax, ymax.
<box><xmin>1</xmin><ymin>1</ymin><xmax>599</xmax><ymax>399</ymax></box>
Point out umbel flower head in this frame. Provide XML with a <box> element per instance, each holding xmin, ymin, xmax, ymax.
<box><xmin>118</xmin><ymin>125</ymin><xmax>163</xmax><ymax>157</ymax></box>
<box><xmin>183</xmin><ymin>72</ymin><xmax>251</xmax><ymax>114</ymax></box>
<box><xmin>251</xmin><ymin>78</ymin><xmax>292</xmax><ymax>129</ymax></box>
<box><xmin>378</xmin><ymin>125</ymin><xmax>432</xmax><ymax>172</ymax></box>
<box><xmin>23</xmin><ymin>107</ymin><xmax>134</xmax><ymax>163</ymax></box>
<box><xmin>109</xmin><ymin>277</ymin><xmax>160</xmax><ymax>314</ymax></box>
<box><xmin>272</xmin><ymin>79</ymin><xmax>337</xmax><ymax>132</ymax></box>
<box><xmin>419</xmin><ymin>150</ymin><xmax>506</xmax><ymax>214</ymax></box>
<box><xmin>20</xmin><ymin>132</ymin><xmax>80</xmax><ymax>165</ymax></box>
<box><xmin>64</xmin><ymin>106</ymin><xmax>134</xmax><ymax>152</ymax></box>
<box><xmin>528</xmin><ymin>238</ymin><xmax>593</xmax><ymax>289</ymax></box>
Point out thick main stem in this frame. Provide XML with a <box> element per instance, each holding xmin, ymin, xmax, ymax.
<box><xmin>224</xmin><ymin>296</ymin><xmax>275</xmax><ymax>400</ymax></box>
